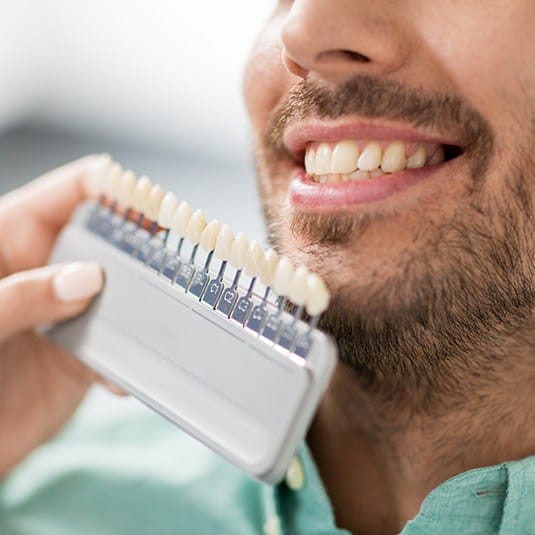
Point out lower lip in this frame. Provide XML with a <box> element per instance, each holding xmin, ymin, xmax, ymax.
<box><xmin>289</xmin><ymin>165</ymin><xmax>443</xmax><ymax>210</ymax></box>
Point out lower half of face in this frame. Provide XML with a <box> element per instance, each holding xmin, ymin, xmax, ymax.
<box><xmin>245</xmin><ymin>2</ymin><xmax>535</xmax><ymax>398</ymax></box>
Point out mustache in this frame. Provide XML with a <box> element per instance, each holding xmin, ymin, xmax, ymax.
<box><xmin>266</xmin><ymin>75</ymin><xmax>494</xmax><ymax>165</ymax></box>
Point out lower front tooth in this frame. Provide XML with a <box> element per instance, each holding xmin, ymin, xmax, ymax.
<box><xmin>349</xmin><ymin>170</ymin><xmax>370</xmax><ymax>180</ymax></box>
<box><xmin>370</xmin><ymin>169</ymin><xmax>386</xmax><ymax>178</ymax></box>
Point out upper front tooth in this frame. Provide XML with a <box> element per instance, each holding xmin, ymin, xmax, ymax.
<box><xmin>230</xmin><ymin>233</ymin><xmax>249</xmax><ymax>269</ymax></box>
<box><xmin>272</xmin><ymin>257</ymin><xmax>294</xmax><ymax>298</ymax></box>
<box><xmin>199</xmin><ymin>219</ymin><xmax>221</xmax><ymax>252</ymax></box>
<box><xmin>381</xmin><ymin>141</ymin><xmax>406</xmax><ymax>173</ymax></box>
<box><xmin>214</xmin><ymin>224</ymin><xmax>234</xmax><ymax>260</ymax></box>
<box><xmin>185</xmin><ymin>209</ymin><xmax>207</xmax><ymax>244</ymax></box>
<box><xmin>157</xmin><ymin>192</ymin><xmax>179</xmax><ymax>228</ymax></box>
<box><xmin>428</xmin><ymin>146</ymin><xmax>445</xmax><ymax>165</ymax></box>
<box><xmin>357</xmin><ymin>142</ymin><xmax>382</xmax><ymax>171</ymax></box>
<box><xmin>260</xmin><ymin>249</ymin><xmax>279</xmax><ymax>286</ymax></box>
<box><xmin>145</xmin><ymin>184</ymin><xmax>165</xmax><ymax>221</ymax></box>
<box><xmin>406</xmin><ymin>146</ymin><xmax>427</xmax><ymax>169</ymax></box>
<box><xmin>305</xmin><ymin>148</ymin><xmax>315</xmax><ymax>175</ymax></box>
<box><xmin>171</xmin><ymin>201</ymin><xmax>193</xmax><ymax>237</ymax></box>
<box><xmin>244</xmin><ymin>240</ymin><xmax>264</xmax><ymax>278</ymax></box>
<box><xmin>331</xmin><ymin>140</ymin><xmax>359</xmax><ymax>174</ymax></box>
<box><xmin>315</xmin><ymin>143</ymin><xmax>332</xmax><ymax>175</ymax></box>
<box><xmin>117</xmin><ymin>170</ymin><xmax>136</xmax><ymax>207</ymax></box>
<box><xmin>132</xmin><ymin>176</ymin><xmax>152</xmax><ymax>212</ymax></box>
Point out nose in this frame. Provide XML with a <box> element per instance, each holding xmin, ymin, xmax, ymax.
<box><xmin>281</xmin><ymin>0</ymin><xmax>410</xmax><ymax>82</ymax></box>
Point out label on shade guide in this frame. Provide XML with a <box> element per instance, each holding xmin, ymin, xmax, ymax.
<box><xmin>232</xmin><ymin>296</ymin><xmax>253</xmax><ymax>325</ymax></box>
<box><xmin>247</xmin><ymin>305</ymin><xmax>267</xmax><ymax>334</ymax></box>
<box><xmin>217</xmin><ymin>287</ymin><xmax>239</xmax><ymax>316</ymax></box>
<box><xmin>176</xmin><ymin>263</ymin><xmax>195</xmax><ymax>289</ymax></box>
<box><xmin>189</xmin><ymin>270</ymin><xmax>210</xmax><ymax>298</ymax></box>
<box><xmin>203</xmin><ymin>278</ymin><xmax>224</xmax><ymax>307</ymax></box>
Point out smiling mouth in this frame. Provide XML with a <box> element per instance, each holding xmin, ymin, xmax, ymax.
<box><xmin>304</xmin><ymin>139</ymin><xmax>463</xmax><ymax>183</ymax></box>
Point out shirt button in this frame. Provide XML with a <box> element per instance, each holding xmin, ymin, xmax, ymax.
<box><xmin>285</xmin><ymin>456</ymin><xmax>305</xmax><ymax>491</ymax></box>
<box><xmin>263</xmin><ymin>514</ymin><xmax>281</xmax><ymax>535</ymax></box>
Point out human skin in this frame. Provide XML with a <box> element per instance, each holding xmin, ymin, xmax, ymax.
<box><xmin>0</xmin><ymin>155</ymin><xmax>118</xmax><ymax>479</ymax></box>
<box><xmin>244</xmin><ymin>1</ymin><xmax>535</xmax><ymax>534</ymax></box>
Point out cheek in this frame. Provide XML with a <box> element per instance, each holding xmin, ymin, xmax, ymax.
<box><xmin>243</xmin><ymin>14</ymin><xmax>294</xmax><ymax>135</ymax></box>
<box><xmin>417</xmin><ymin>5</ymin><xmax>535</xmax><ymax>136</ymax></box>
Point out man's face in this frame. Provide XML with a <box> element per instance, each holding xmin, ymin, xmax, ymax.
<box><xmin>244</xmin><ymin>0</ymin><xmax>535</xmax><ymax>390</ymax></box>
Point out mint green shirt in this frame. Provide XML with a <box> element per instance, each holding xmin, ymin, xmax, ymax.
<box><xmin>1</xmin><ymin>392</ymin><xmax>534</xmax><ymax>534</ymax></box>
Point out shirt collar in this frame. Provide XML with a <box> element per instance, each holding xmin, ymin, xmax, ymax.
<box><xmin>264</xmin><ymin>444</ymin><xmax>535</xmax><ymax>534</ymax></box>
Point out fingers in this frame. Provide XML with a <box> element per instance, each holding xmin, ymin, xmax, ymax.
<box><xmin>0</xmin><ymin>154</ymin><xmax>111</xmax><ymax>232</ymax></box>
<box><xmin>0</xmin><ymin>262</ymin><xmax>104</xmax><ymax>343</ymax></box>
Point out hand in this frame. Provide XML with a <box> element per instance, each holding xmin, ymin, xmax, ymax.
<box><xmin>0</xmin><ymin>155</ymin><xmax>111</xmax><ymax>478</ymax></box>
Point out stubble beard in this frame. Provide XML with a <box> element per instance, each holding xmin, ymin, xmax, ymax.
<box><xmin>256</xmin><ymin>77</ymin><xmax>535</xmax><ymax>413</ymax></box>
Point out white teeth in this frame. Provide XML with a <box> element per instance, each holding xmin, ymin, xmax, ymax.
<box><xmin>289</xmin><ymin>265</ymin><xmax>309</xmax><ymax>307</ymax></box>
<box><xmin>132</xmin><ymin>176</ymin><xmax>152</xmax><ymax>213</ymax></box>
<box><xmin>95</xmin><ymin>159</ymin><xmax>333</xmax><ymax>316</ymax></box>
<box><xmin>244</xmin><ymin>241</ymin><xmax>264</xmax><ymax>278</ymax></box>
<box><xmin>305</xmin><ymin>274</ymin><xmax>330</xmax><ymax>316</ymax></box>
<box><xmin>331</xmin><ymin>140</ymin><xmax>359</xmax><ymax>174</ymax></box>
<box><xmin>185</xmin><ymin>209</ymin><xmax>207</xmax><ymax>245</ymax></box>
<box><xmin>272</xmin><ymin>257</ymin><xmax>294</xmax><ymax>298</ymax></box>
<box><xmin>304</xmin><ymin>147</ymin><xmax>315</xmax><ymax>175</ymax></box>
<box><xmin>89</xmin><ymin>155</ymin><xmax>113</xmax><ymax>196</ymax></box>
<box><xmin>145</xmin><ymin>184</ymin><xmax>165</xmax><ymax>221</ymax></box>
<box><xmin>230</xmin><ymin>233</ymin><xmax>249</xmax><ymax>269</ymax></box>
<box><xmin>157</xmin><ymin>192</ymin><xmax>179</xmax><ymax>228</ymax></box>
<box><xmin>260</xmin><ymin>249</ymin><xmax>279</xmax><ymax>287</ymax></box>
<box><xmin>117</xmin><ymin>170</ymin><xmax>136</xmax><ymax>207</ymax></box>
<box><xmin>406</xmin><ymin>146</ymin><xmax>427</xmax><ymax>169</ymax></box>
<box><xmin>171</xmin><ymin>201</ymin><xmax>193</xmax><ymax>237</ymax></box>
<box><xmin>104</xmin><ymin>162</ymin><xmax>122</xmax><ymax>199</ymax></box>
<box><xmin>305</xmin><ymin>140</ymin><xmax>449</xmax><ymax>182</ymax></box>
<box><xmin>199</xmin><ymin>219</ymin><xmax>221</xmax><ymax>252</ymax></box>
<box><xmin>315</xmin><ymin>143</ymin><xmax>332</xmax><ymax>175</ymax></box>
<box><xmin>214</xmin><ymin>224</ymin><xmax>234</xmax><ymax>260</ymax></box>
<box><xmin>381</xmin><ymin>141</ymin><xmax>406</xmax><ymax>173</ymax></box>
<box><xmin>370</xmin><ymin>169</ymin><xmax>386</xmax><ymax>178</ymax></box>
<box><xmin>428</xmin><ymin>146</ymin><xmax>445</xmax><ymax>165</ymax></box>
<box><xmin>357</xmin><ymin>142</ymin><xmax>382</xmax><ymax>171</ymax></box>
<box><xmin>350</xmin><ymin>170</ymin><xmax>370</xmax><ymax>180</ymax></box>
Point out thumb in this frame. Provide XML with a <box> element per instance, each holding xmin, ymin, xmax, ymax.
<box><xmin>0</xmin><ymin>262</ymin><xmax>104</xmax><ymax>343</ymax></box>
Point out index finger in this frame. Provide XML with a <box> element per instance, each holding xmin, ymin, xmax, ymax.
<box><xmin>0</xmin><ymin>154</ymin><xmax>111</xmax><ymax>232</ymax></box>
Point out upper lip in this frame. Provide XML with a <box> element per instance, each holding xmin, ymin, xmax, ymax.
<box><xmin>283</xmin><ymin>118</ymin><xmax>463</xmax><ymax>163</ymax></box>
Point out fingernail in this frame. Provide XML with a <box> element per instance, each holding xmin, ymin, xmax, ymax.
<box><xmin>53</xmin><ymin>262</ymin><xmax>104</xmax><ymax>303</ymax></box>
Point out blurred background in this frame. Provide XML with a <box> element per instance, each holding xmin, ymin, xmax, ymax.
<box><xmin>0</xmin><ymin>1</ymin><xmax>275</xmax><ymax>424</ymax></box>
<box><xmin>0</xmin><ymin>0</ymin><xmax>274</xmax><ymax>240</ymax></box>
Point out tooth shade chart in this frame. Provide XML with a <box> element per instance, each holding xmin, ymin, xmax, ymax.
<box><xmin>304</xmin><ymin>140</ymin><xmax>446</xmax><ymax>181</ymax></box>
<box><xmin>97</xmin><ymin>161</ymin><xmax>331</xmax><ymax>317</ymax></box>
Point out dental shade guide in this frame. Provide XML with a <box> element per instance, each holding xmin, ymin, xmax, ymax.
<box><xmin>47</xmin><ymin>160</ymin><xmax>337</xmax><ymax>484</ymax></box>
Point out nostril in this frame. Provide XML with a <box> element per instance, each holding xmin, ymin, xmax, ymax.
<box><xmin>342</xmin><ymin>50</ymin><xmax>370</xmax><ymax>63</ymax></box>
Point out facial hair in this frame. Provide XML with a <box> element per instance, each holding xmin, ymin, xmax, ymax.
<box><xmin>258</xmin><ymin>76</ymin><xmax>535</xmax><ymax>411</ymax></box>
